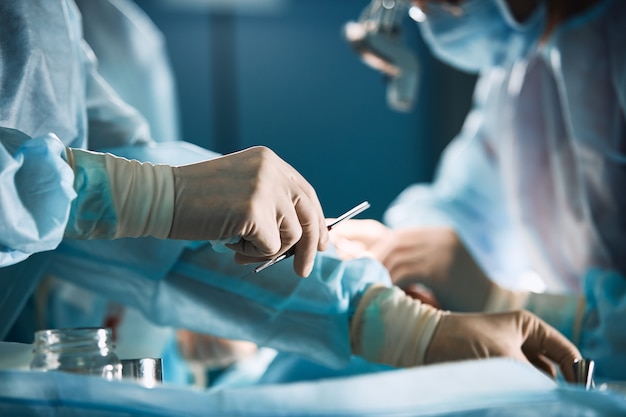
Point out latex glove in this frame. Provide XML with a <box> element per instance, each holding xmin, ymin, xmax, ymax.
<box><xmin>65</xmin><ymin>146</ymin><xmax>329</xmax><ymax>276</ymax></box>
<box><xmin>333</xmin><ymin>222</ymin><xmax>493</xmax><ymax>312</ymax></box>
<box><xmin>176</xmin><ymin>330</ymin><xmax>257</xmax><ymax>370</ymax></box>
<box><xmin>426</xmin><ymin>310</ymin><xmax>581</xmax><ymax>381</ymax></box>
<box><xmin>350</xmin><ymin>285</ymin><xmax>581</xmax><ymax>382</ymax></box>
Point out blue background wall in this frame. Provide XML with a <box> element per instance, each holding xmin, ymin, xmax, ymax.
<box><xmin>134</xmin><ymin>0</ymin><xmax>476</xmax><ymax>221</ymax></box>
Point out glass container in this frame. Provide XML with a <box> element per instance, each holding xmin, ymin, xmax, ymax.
<box><xmin>30</xmin><ymin>327</ymin><xmax>122</xmax><ymax>380</ymax></box>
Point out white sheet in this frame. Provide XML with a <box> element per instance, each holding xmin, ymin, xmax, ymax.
<box><xmin>1</xmin><ymin>358</ymin><xmax>625</xmax><ymax>416</ymax></box>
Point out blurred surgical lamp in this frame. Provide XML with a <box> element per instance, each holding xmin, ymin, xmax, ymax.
<box><xmin>344</xmin><ymin>0</ymin><xmax>423</xmax><ymax>112</ymax></box>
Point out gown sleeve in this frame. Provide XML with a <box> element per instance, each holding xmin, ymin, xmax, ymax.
<box><xmin>0</xmin><ymin>0</ymin><xmax>150</xmax><ymax>267</ymax></box>
<box><xmin>0</xmin><ymin>130</ymin><xmax>76</xmax><ymax>267</ymax></box>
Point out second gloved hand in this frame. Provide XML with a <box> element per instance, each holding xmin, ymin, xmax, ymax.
<box><xmin>350</xmin><ymin>285</ymin><xmax>581</xmax><ymax>382</ymax></box>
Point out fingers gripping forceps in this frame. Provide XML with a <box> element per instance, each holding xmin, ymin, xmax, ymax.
<box><xmin>253</xmin><ymin>201</ymin><xmax>371</xmax><ymax>273</ymax></box>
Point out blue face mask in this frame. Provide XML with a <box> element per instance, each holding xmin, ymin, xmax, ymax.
<box><xmin>418</xmin><ymin>0</ymin><xmax>547</xmax><ymax>73</ymax></box>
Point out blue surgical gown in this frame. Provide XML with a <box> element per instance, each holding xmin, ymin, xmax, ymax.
<box><xmin>0</xmin><ymin>0</ymin><xmax>392</xmax><ymax>369</ymax></box>
<box><xmin>385</xmin><ymin>0</ymin><xmax>626</xmax><ymax>380</ymax></box>
<box><xmin>0</xmin><ymin>0</ymin><xmax>167</xmax><ymax>337</ymax></box>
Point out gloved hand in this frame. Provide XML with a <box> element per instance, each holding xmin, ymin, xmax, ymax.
<box><xmin>176</xmin><ymin>330</ymin><xmax>258</xmax><ymax>370</ymax></box>
<box><xmin>332</xmin><ymin>222</ymin><xmax>492</xmax><ymax>312</ymax></box>
<box><xmin>350</xmin><ymin>285</ymin><xmax>581</xmax><ymax>382</ymax></box>
<box><xmin>169</xmin><ymin>146</ymin><xmax>329</xmax><ymax>276</ymax></box>
<box><xmin>64</xmin><ymin>146</ymin><xmax>329</xmax><ymax>276</ymax></box>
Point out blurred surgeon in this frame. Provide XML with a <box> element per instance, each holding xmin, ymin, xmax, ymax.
<box><xmin>0</xmin><ymin>0</ymin><xmax>581</xmax><ymax>384</ymax></box>
<box><xmin>332</xmin><ymin>0</ymin><xmax>626</xmax><ymax>380</ymax></box>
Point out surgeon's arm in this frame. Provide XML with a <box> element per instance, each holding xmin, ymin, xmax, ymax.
<box><xmin>347</xmin><ymin>222</ymin><xmax>624</xmax><ymax>379</ymax></box>
<box><xmin>339</xmin><ymin>222</ymin><xmax>582</xmax><ymax>345</ymax></box>
<box><xmin>63</xmin><ymin>145</ymin><xmax>328</xmax><ymax>277</ymax></box>
<box><xmin>77</xmin><ymin>40</ymin><xmax>329</xmax><ymax>276</ymax></box>
<box><xmin>50</xmin><ymin>235</ymin><xmax>581</xmax><ymax>379</ymax></box>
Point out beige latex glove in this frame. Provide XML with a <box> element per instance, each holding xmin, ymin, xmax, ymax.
<box><xmin>332</xmin><ymin>222</ymin><xmax>493</xmax><ymax>311</ymax></box>
<box><xmin>65</xmin><ymin>146</ymin><xmax>328</xmax><ymax>276</ymax></box>
<box><xmin>426</xmin><ymin>310</ymin><xmax>581</xmax><ymax>382</ymax></box>
<box><xmin>350</xmin><ymin>285</ymin><xmax>581</xmax><ymax>382</ymax></box>
<box><xmin>176</xmin><ymin>330</ymin><xmax>258</xmax><ymax>370</ymax></box>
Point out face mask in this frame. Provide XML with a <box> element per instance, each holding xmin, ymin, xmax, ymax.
<box><xmin>418</xmin><ymin>0</ymin><xmax>546</xmax><ymax>73</ymax></box>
